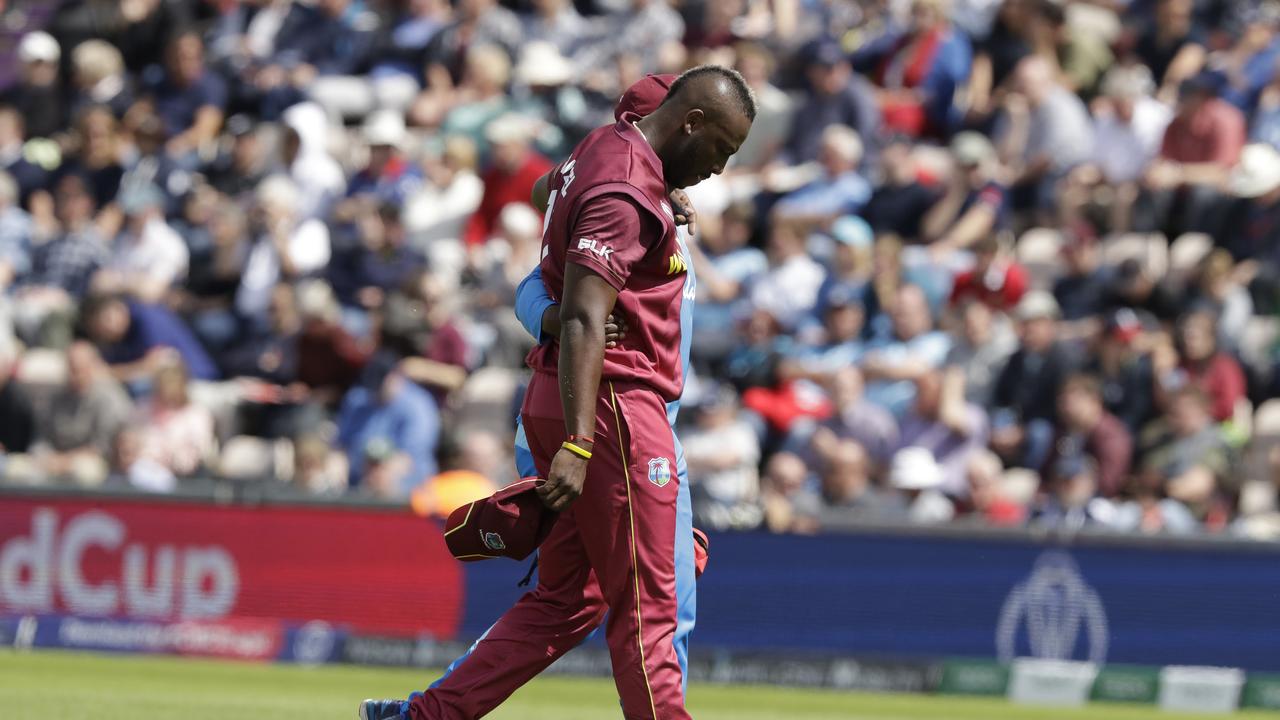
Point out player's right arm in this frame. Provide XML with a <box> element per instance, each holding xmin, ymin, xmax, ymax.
<box><xmin>538</xmin><ymin>194</ymin><xmax>651</xmax><ymax>512</ymax></box>
<box><xmin>540</xmin><ymin>264</ymin><xmax>617</xmax><ymax>511</ymax></box>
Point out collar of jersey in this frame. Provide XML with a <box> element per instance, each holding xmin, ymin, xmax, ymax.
<box><xmin>615</xmin><ymin>111</ymin><xmax>667</xmax><ymax>189</ymax></box>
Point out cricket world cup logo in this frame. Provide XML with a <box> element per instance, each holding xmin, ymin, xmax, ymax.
<box><xmin>995</xmin><ymin>551</ymin><xmax>1109</xmax><ymax>664</ymax></box>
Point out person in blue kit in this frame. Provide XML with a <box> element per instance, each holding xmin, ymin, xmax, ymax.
<box><xmin>411</xmin><ymin>74</ymin><xmax>708</xmax><ymax>712</ymax></box>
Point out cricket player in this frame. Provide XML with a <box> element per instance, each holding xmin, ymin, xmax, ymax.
<box><xmin>360</xmin><ymin>65</ymin><xmax>754</xmax><ymax>720</ymax></box>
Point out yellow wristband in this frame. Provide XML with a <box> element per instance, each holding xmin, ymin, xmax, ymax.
<box><xmin>561</xmin><ymin>441</ymin><xmax>592</xmax><ymax>460</ymax></box>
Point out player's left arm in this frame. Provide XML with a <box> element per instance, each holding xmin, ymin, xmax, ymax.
<box><xmin>532</xmin><ymin>172</ymin><xmax>552</xmax><ymax>213</ymax></box>
<box><xmin>515</xmin><ymin>266</ymin><xmax>558</xmax><ymax>343</ymax></box>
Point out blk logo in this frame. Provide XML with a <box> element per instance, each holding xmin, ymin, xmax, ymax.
<box><xmin>577</xmin><ymin>238</ymin><xmax>614</xmax><ymax>260</ymax></box>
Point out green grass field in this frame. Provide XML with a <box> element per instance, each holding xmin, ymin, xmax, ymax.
<box><xmin>1</xmin><ymin>649</ymin><xmax>1276</xmax><ymax>719</ymax></box>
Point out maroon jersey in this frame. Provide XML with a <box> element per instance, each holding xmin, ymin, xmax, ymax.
<box><xmin>527</xmin><ymin>115</ymin><xmax>692</xmax><ymax>403</ymax></box>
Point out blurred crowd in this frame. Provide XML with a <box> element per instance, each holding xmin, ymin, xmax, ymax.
<box><xmin>6</xmin><ymin>0</ymin><xmax>1280</xmax><ymax>539</ymax></box>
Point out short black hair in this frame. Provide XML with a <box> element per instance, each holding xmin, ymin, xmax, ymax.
<box><xmin>1062</xmin><ymin>373</ymin><xmax>1103</xmax><ymax>400</ymax></box>
<box><xmin>663</xmin><ymin>65</ymin><xmax>757</xmax><ymax>122</ymax></box>
<box><xmin>79</xmin><ymin>293</ymin><xmax>125</xmax><ymax>324</ymax></box>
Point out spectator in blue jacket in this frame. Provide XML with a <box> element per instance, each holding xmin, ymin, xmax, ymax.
<box><xmin>80</xmin><ymin>293</ymin><xmax>220</xmax><ymax>386</ymax></box>
<box><xmin>779</xmin><ymin>38</ymin><xmax>881</xmax><ymax>166</ymax></box>
<box><xmin>145</xmin><ymin>32</ymin><xmax>226</xmax><ymax>163</ymax></box>
<box><xmin>337</xmin><ymin>351</ymin><xmax>440</xmax><ymax>498</ymax></box>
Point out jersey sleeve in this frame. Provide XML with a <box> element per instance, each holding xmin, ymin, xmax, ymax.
<box><xmin>565</xmin><ymin>193</ymin><xmax>655</xmax><ymax>291</ymax></box>
<box><xmin>514</xmin><ymin>265</ymin><xmax>556</xmax><ymax>343</ymax></box>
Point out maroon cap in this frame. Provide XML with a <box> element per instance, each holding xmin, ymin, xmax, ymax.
<box><xmin>443</xmin><ymin>478</ymin><xmax>558</xmax><ymax>562</ymax></box>
<box><xmin>615</xmin><ymin>74</ymin><xmax>677</xmax><ymax>121</ymax></box>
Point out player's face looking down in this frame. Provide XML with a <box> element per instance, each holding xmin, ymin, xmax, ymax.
<box><xmin>664</xmin><ymin>107</ymin><xmax>750</xmax><ymax>189</ymax></box>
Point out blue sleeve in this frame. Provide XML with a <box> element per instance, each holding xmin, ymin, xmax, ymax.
<box><xmin>514</xmin><ymin>265</ymin><xmax>557</xmax><ymax>343</ymax></box>
<box><xmin>135</xmin><ymin>303</ymin><xmax>221</xmax><ymax>380</ymax></box>
<box><xmin>922</xmin><ymin>32</ymin><xmax>972</xmax><ymax>132</ymax></box>
<box><xmin>200</xmin><ymin>73</ymin><xmax>228</xmax><ymax>110</ymax></box>
<box><xmin>335</xmin><ymin>388</ymin><xmax>362</xmax><ymax>449</ymax></box>
<box><xmin>849</xmin><ymin>79</ymin><xmax>882</xmax><ymax>153</ymax></box>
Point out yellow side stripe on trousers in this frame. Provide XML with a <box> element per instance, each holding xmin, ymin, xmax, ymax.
<box><xmin>610</xmin><ymin>382</ymin><xmax>659</xmax><ymax>720</ymax></box>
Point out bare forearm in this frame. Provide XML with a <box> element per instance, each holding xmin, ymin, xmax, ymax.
<box><xmin>939</xmin><ymin>206</ymin><xmax>995</xmax><ymax>250</ymax></box>
<box><xmin>921</xmin><ymin>188</ymin><xmax>965</xmax><ymax>241</ymax></box>
<box><xmin>559</xmin><ymin>315</ymin><xmax>606</xmax><ymax>437</ymax></box>
<box><xmin>1177</xmin><ymin>162</ymin><xmax>1230</xmax><ymax>187</ymax></box>
<box><xmin>399</xmin><ymin>357</ymin><xmax>467</xmax><ymax>391</ymax></box>
<box><xmin>863</xmin><ymin>358</ymin><xmax>928</xmax><ymax>382</ymax></box>
<box><xmin>110</xmin><ymin>359</ymin><xmax>155</xmax><ymax>383</ymax></box>
<box><xmin>192</xmin><ymin>108</ymin><xmax>224</xmax><ymax>146</ymax></box>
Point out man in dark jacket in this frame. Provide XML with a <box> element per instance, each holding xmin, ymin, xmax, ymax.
<box><xmin>992</xmin><ymin>291</ymin><xmax>1078</xmax><ymax>469</ymax></box>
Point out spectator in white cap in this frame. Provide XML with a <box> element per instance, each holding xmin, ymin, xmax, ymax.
<box><xmin>888</xmin><ymin>446</ymin><xmax>956</xmax><ymax>524</ymax></box>
<box><xmin>335</xmin><ymin>111</ymin><xmax>422</xmax><ymax>224</ymax></box>
<box><xmin>1216</xmin><ymin>143</ymin><xmax>1280</xmax><ymax>302</ymax></box>
<box><xmin>494</xmin><ymin>203</ymin><xmax>544</xmax><ymax>284</ymax></box>
<box><xmin>1062</xmin><ymin>64</ymin><xmax>1172</xmax><ymax>233</ymax></box>
<box><xmin>236</xmin><ymin>175</ymin><xmax>331</xmax><ymax>324</ymax></box>
<box><xmin>2</xmin><ymin>32</ymin><xmax>64</xmax><ymax>139</ymax></box>
<box><xmin>510</xmin><ymin>42</ymin><xmax>583</xmax><ymax>159</ymax></box>
<box><xmin>462</xmin><ymin>113</ymin><xmax>553</xmax><ymax>247</ymax></box>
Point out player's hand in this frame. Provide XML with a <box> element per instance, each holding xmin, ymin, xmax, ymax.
<box><xmin>605</xmin><ymin>313</ymin><xmax>628</xmax><ymax>348</ymax></box>
<box><xmin>540</xmin><ymin>447</ymin><xmax>588</xmax><ymax>511</ymax></box>
<box><xmin>669</xmin><ymin>189</ymin><xmax>697</xmax><ymax>237</ymax></box>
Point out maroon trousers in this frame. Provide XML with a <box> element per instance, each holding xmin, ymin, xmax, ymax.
<box><xmin>410</xmin><ymin>373</ymin><xmax>689</xmax><ymax>719</ymax></box>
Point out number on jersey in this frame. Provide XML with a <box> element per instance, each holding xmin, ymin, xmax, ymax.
<box><xmin>540</xmin><ymin>159</ymin><xmax>578</xmax><ymax>237</ymax></box>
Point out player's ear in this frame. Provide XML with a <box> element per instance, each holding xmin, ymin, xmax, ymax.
<box><xmin>683</xmin><ymin>109</ymin><xmax>705</xmax><ymax>135</ymax></box>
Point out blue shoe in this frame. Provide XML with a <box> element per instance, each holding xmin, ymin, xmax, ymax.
<box><xmin>357</xmin><ymin>699</ymin><xmax>405</xmax><ymax>720</ymax></box>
